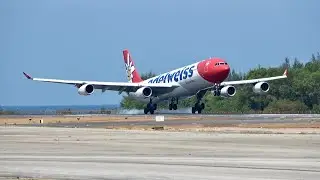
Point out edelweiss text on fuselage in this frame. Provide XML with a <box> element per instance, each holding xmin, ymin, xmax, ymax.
<box><xmin>148</xmin><ymin>65</ymin><xmax>195</xmax><ymax>84</ymax></box>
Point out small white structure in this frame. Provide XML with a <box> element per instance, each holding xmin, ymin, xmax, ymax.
<box><xmin>155</xmin><ymin>115</ymin><xmax>165</xmax><ymax>122</ymax></box>
<box><xmin>39</xmin><ymin>119</ymin><xmax>44</xmax><ymax>124</ymax></box>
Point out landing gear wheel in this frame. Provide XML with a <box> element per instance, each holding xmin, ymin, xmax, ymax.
<box><xmin>200</xmin><ymin>103</ymin><xmax>205</xmax><ymax>110</ymax></box>
<box><xmin>144</xmin><ymin>108</ymin><xmax>149</xmax><ymax>114</ymax></box>
<box><xmin>214</xmin><ymin>90</ymin><xmax>221</xmax><ymax>96</ymax></box>
<box><xmin>192</xmin><ymin>107</ymin><xmax>196</xmax><ymax>114</ymax></box>
<box><xmin>192</xmin><ymin>102</ymin><xmax>205</xmax><ymax>114</ymax></box>
<box><xmin>193</xmin><ymin>90</ymin><xmax>207</xmax><ymax>114</ymax></box>
<box><xmin>213</xmin><ymin>84</ymin><xmax>221</xmax><ymax>96</ymax></box>
<box><xmin>145</xmin><ymin>100</ymin><xmax>156</xmax><ymax>114</ymax></box>
<box><xmin>169</xmin><ymin>97</ymin><xmax>179</xmax><ymax>111</ymax></box>
<box><xmin>216</xmin><ymin>91</ymin><xmax>221</xmax><ymax>96</ymax></box>
<box><xmin>173</xmin><ymin>104</ymin><xmax>178</xmax><ymax>110</ymax></box>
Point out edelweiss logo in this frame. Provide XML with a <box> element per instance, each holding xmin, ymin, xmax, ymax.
<box><xmin>148</xmin><ymin>65</ymin><xmax>195</xmax><ymax>84</ymax></box>
<box><xmin>125</xmin><ymin>54</ymin><xmax>135</xmax><ymax>82</ymax></box>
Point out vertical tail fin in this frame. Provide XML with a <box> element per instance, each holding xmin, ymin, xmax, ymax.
<box><xmin>122</xmin><ymin>49</ymin><xmax>143</xmax><ymax>83</ymax></box>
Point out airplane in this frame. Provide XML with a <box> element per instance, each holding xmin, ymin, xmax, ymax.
<box><xmin>23</xmin><ymin>49</ymin><xmax>288</xmax><ymax>114</ymax></box>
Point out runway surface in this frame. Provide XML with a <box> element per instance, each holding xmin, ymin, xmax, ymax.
<box><xmin>1</xmin><ymin>126</ymin><xmax>320</xmax><ymax>180</ymax></box>
<box><xmin>15</xmin><ymin>113</ymin><xmax>320</xmax><ymax>129</ymax></box>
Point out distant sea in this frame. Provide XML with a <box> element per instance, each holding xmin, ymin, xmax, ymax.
<box><xmin>0</xmin><ymin>104</ymin><xmax>119</xmax><ymax>115</ymax></box>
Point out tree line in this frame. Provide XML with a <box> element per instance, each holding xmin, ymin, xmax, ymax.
<box><xmin>120</xmin><ymin>53</ymin><xmax>320</xmax><ymax>114</ymax></box>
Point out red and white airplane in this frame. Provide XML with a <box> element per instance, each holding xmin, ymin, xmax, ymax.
<box><xmin>23</xmin><ymin>49</ymin><xmax>288</xmax><ymax>114</ymax></box>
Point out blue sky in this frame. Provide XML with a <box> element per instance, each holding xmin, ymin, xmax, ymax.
<box><xmin>1</xmin><ymin>0</ymin><xmax>319</xmax><ymax>106</ymax></box>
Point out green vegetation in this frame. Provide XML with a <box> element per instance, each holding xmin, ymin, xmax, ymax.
<box><xmin>0</xmin><ymin>110</ymin><xmax>16</xmax><ymax>115</ymax></box>
<box><xmin>120</xmin><ymin>53</ymin><xmax>320</xmax><ymax>114</ymax></box>
<box><xmin>56</xmin><ymin>108</ymin><xmax>73</xmax><ymax>115</ymax></box>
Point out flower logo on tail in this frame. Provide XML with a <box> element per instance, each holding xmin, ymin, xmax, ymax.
<box><xmin>125</xmin><ymin>53</ymin><xmax>135</xmax><ymax>83</ymax></box>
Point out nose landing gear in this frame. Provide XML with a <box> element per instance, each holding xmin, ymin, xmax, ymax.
<box><xmin>212</xmin><ymin>83</ymin><xmax>221</xmax><ymax>96</ymax></box>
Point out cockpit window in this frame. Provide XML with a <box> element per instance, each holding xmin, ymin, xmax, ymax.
<box><xmin>215</xmin><ymin>62</ymin><xmax>228</xmax><ymax>66</ymax></box>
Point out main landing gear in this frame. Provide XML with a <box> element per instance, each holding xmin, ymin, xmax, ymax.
<box><xmin>168</xmin><ymin>97</ymin><xmax>178</xmax><ymax>111</ymax></box>
<box><xmin>192</xmin><ymin>102</ymin><xmax>205</xmax><ymax>114</ymax></box>
<box><xmin>144</xmin><ymin>84</ymin><xmax>222</xmax><ymax>114</ymax></box>
<box><xmin>144</xmin><ymin>99</ymin><xmax>157</xmax><ymax>114</ymax></box>
<box><xmin>192</xmin><ymin>84</ymin><xmax>222</xmax><ymax>114</ymax></box>
<box><xmin>192</xmin><ymin>90</ymin><xmax>207</xmax><ymax>114</ymax></box>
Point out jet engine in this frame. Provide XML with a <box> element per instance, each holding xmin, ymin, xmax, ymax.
<box><xmin>78</xmin><ymin>84</ymin><xmax>94</xmax><ymax>95</ymax></box>
<box><xmin>253</xmin><ymin>82</ymin><xmax>269</xmax><ymax>94</ymax></box>
<box><xmin>134</xmin><ymin>86</ymin><xmax>153</xmax><ymax>98</ymax></box>
<box><xmin>220</xmin><ymin>85</ymin><xmax>236</xmax><ymax>97</ymax></box>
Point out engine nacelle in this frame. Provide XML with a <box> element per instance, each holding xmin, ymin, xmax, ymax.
<box><xmin>220</xmin><ymin>85</ymin><xmax>236</xmax><ymax>97</ymax></box>
<box><xmin>78</xmin><ymin>84</ymin><xmax>94</xmax><ymax>96</ymax></box>
<box><xmin>253</xmin><ymin>82</ymin><xmax>269</xmax><ymax>94</ymax></box>
<box><xmin>134</xmin><ymin>87</ymin><xmax>152</xmax><ymax>98</ymax></box>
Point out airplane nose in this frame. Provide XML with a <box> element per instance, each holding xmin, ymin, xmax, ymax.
<box><xmin>197</xmin><ymin>58</ymin><xmax>230</xmax><ymax>83</ymax></box>
<box><xmin>220</xmin><ymin>65</ymin><xmax>230</xmax><ymax>75</ymax></box>
<box><xmin>216</xmin><ymin>65</ymin><xmax>230</xmax><ymax>81</ymax></box>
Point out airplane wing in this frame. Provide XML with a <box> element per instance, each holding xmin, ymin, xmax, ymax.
<box><xmin>221</xmin><ymin>69</ymin><xmax>288</xmax><ymax>86</ymax></box>
<box><xmin>22</xmin><ymin>72</ymin><xmax>179</xmax><ymax>95</ymax></box>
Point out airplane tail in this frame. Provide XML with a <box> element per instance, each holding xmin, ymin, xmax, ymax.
<box><xmin>122</xmin><ymin>49</ymin><xmax>143</xmax><ymax>83</ymax></box>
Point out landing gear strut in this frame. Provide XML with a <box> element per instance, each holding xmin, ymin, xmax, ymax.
<box><xmin>169</xmin><ymin>97</ymin><xmax>178</xmax><ymax>110</ymax></box>
<box><xmin>212</xmin><ymin>83</ymin><xmax>221</xmax><ymax>96</ymax></box>
<box><xmin>144</xmin><ymin>99</ymin><xmax>157</xmax><ymax>114</ymax></box>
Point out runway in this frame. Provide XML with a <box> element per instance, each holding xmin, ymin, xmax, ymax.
<box><xmin>13</xmin><ymin>113</ymin><xmax>320</xmax><ymax>129</ymax></box>
<box><xmin>1</xmin><ymin>126</ymin><xmax>320</xmax><ymax>180</ymax></box>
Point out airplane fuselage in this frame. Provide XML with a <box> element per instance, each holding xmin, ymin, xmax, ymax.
<box><xmin>128</xmin><ymin>58</ymin><xmax>230</xmax><ymax>103</ymax></box>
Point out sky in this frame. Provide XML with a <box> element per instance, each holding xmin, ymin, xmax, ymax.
<box><xmin>1</xmin><ymin>0</ymin><xmax>319</xmax><ymax>106</ymax></box>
